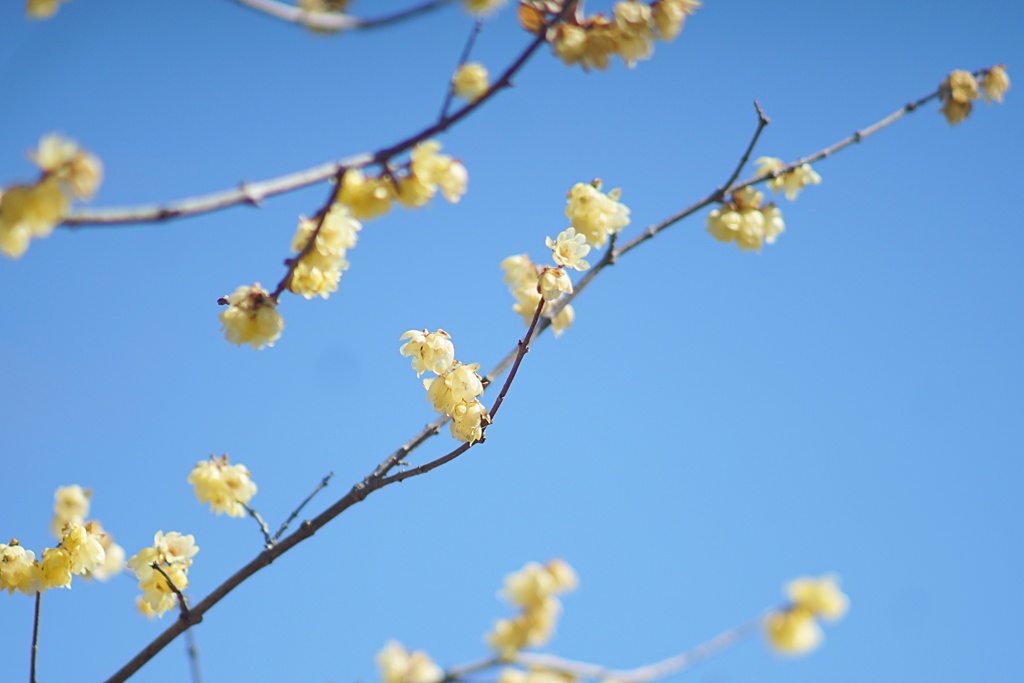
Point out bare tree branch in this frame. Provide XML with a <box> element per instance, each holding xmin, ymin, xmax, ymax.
<box><xmin>233</xmin><ymin>0</ymin><xmax>453</xmax><ymax>33</ymax></box>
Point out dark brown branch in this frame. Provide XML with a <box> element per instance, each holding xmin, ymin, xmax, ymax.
<box><xmin>271</xmin><ymin>471</ymin><xmax>334</xmax><ymax>543</ymax></box>
<box><xmin>233</xmin><ymin>0</ymin><xmax>453</xmax><ymax>33</ymax></box>
<box><xmin>439</xmin><ymin>19</ymin><xmax>485</xmax><ymax>120</ymax></box>
<box><xmin>30</xmin><ymin>592</ymin><xmax>41</xmax><ymax>683</ymax></box>
<box><xmin>150</xmin><ymin>563</ymin><xmax>191</xmax><ymax>621</ymax></box>
<box><xmin>240</xmin><ymin>502</ymin><xmax>273</xmax><ymax>548</ymax></box>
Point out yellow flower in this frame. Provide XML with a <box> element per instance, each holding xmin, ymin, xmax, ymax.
<box><xmin>464</xmin><ymin>0</ymin><xmax>504</xmax><ymax>14</ymax></box>
<box><xmin>450</xmin><ymin>399</ymin><xmax>490</xmax><ymax>444</ymax></box>
<box><xmin>128</xmin><ymin>531</ymin><xmax>198</xmax><ymax>617</ymax></box>
<box><xmin>288</xmin><ymin>203</ymin><xmax>361</xmax><ymax>300</ymax></box>
<box><xmin>706</xmin><ymin>187</ymin><xmax>784</xmax><ymax>251</ymax></box>
<box><xmin>189</xmin><ymin>454</ymin><xmax>258</xmax><ymax>517</ymax></box>
<box><xmin>453</xmin><ymin>63</ymin><xmax>490</xmax><ymax>103</ymax></box>
<box><xmin>425</xmin><ymin>362</ymin><xmax>484</xmax><ymax>416</ymax></box>
<box><xmin>50</xmin><ymin>484</ymin><xmax>91</xmax><ymax>538</ymax></box>
<box><xmin>0</xmin><ymin>179</ymin><xmax>70</xmax><ymax>258</ymax></box>
<box><xmin>982</xmin><ymin>65</ymin><xmax>1010</xmax><ymax>104</ymax></box>
<box><xmin>939</xmin><ymin>70</ymin><xmax>980</xmax><ymax>125</ymax></box>
<box><xmin>765</xmin><ymin>606</ymin><xmax>822</xmax><ymax>655</ymax></box>
<box><xmin>0</xmin><ymin>542</ymin><xmax>40</xmax><ymax>595</ymax></box>
<box><xmin>513</xmin><ymin>286</ymin><xmax>544</xmax><ymax>327</ymax></box>
<box><xmin>337</xmin><ymin>169</ymin><xmax>394</xmax><ymax>220</ymax></box>
<box><xmin>60</xmin><ymin>522</ymin><xmax>106</xmax><ymax>575</ymax></box>
<box><xmin>582</xmin><ymin>17</ymin><xmax>618</xmax><ymax>71</ymax></box>
<box><xmin>400</xmin><ymin>329</ymin><xmax>456</xmax><ymax>377</ymax></box>
<box><xmin>786</xmin><ymin>574</ymin><xmax>849</xmax><ymax>620</ymax></box>
<box><xmin>502</xmin><ymin>253</ymin><xmax>538</xmax><ymax>290</ymax></box>
<box><xmin>40</xmin><ymin>548</ymin><xmax>73</xmax><ymax>590</ymax></box>
<box><xmin>612</xmin><ymin>1</ymin><xmax>656</xmax><ymax>68</ymax></box>
<box><xmin>27</xmin><ymin>0</ymin><xmax>69</xmax><ymax>18</ymax></box>
<box><xmin>652</xmin><ymin>0</ymin><xmax>699</xmax><ymax>41</ymax></box>
<box><xmin>539</xmin><ymin>267</ymin><xmax>573</xmax><ymax>302</ymax></box>
<box><xmin>376</xmin><ymin>641</ymin><xmax>443</xmax><ymax>683</ymax></box>
<box><xmin>546</xmin><ymin>227</ymin><xmax>592</xmax><ymax>271</ymax></box>
<box><xmin>552</xmin><ymin>24</ymin><xmax>588</xmax><ymax>66</ymax></box>
<box><xmin>756</xmin><ymin>157</ymin><xmax>822</xmax><ymax>201</ymax></box>
<box><xmin>219</xmin><ymin>283</ymin><xmax>284</xmax><ymax>349</ymax></box>
<box><xmin>765</xmin><ymin>574</ymin><xmax>848</xmax><ymax>655</ymax></box>
<box><xmin>546</xmin><ymin>558</ymin><xmax>579</xmax><ymax>591</ymax></box>
<box><xmin>565</xmin><ymin>181</ymin><xmax>630</xmax><ymax>248</ymax></box>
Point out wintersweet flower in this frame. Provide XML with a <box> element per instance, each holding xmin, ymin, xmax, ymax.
<box><xmin>409</xmin><ymin>140</ymin><xmax>468</xmax><ymax>203</ymax></box>
<box><xmin>84</xmin><ymin>520</ymin><xmax>125</xmax><ymax>580</ymax></box>
<box><xmin>552</xmin><ymin>24</ymin><xmax>588</xmax><ymax>66</ymax></box>
<box><xmin>706</xmin><ymin>186</ymin><xmax>784</xmax><ymax>251</ymax></box>
<box><xmin>219</xmin><ymin>283</ymin><xmax>284</xmax><ymax>349</ymax></box>
<box><xmin>288</xmin><ymin>203</ymin><xmax>361</xmax><ymax>300</ymax></box>
<box><xmin>0</xmin><ymin>179</ymin><xmax>69</xmax><ymax>258</ymax></box>
<box><xmin>551</xmin><ymin>303</ymin><xmax>574</xmax><ymax>337</ymax></box>
<box><xmin>539</xmin><ymin>267</ymin><xmax>573</xmax><ymax>302</ymax></box>
<box><xmin>581</xmin><ymin>17</ymin><xmax>617</xmax><ymax>71</ymax></box>
<box><xmin>512</xmin><ymin>287</ymin><xmax>544</xmax><ymax>327</ymax></box>
<box><xmin>756</xmin><ymin>157</ymin><xmax>822</xmax><ymax>200</ymax></box>
<box><xmin>652</xmin><ymin>0</ymin><xmax>700</xmax><ymax>41</ymax></box>
<box><xmin>453</xmin><ymin>63</ymin><xmax>490</xmax><ymax>103</ymax></box>
<box><xmin>337</xmin><ymin>169</ymin><xmax>394</xmax><ymax>220</ymax></box>
<box><xmin>27</xmin><ymin>0</ymin><xmax>69</xmax><ymax>18</ymax></box>
<box><xmin>0</xmin><ymin>542</ymin><xmax>39</xmax><ymax>595</ymax></box>
<box><xmin>189</xmin><ymin>454</ymin><xmax>258</xmax><ymax>517</ymax></box>
<box><xmin>546</xmin><ymin>227</ymin><xmax>591</xmax><ymax>271</ymax></box>
<box><xmin>60</xmin><ymin>522</ymin><xmax>105</xmax><ymax>575</ymax></box>
<box><xmin>128</xmin><ymin>531</ymin><xmax>198</xmax><ymax>617</ymax></box>
<box><xmin>982</xmin><ymin>65</ymin><xmax>1010</xmax><ymax>104</ymax></box>
<box><xmin>400</xmin><ymin>329</ymin><xmax>456</xmax><ymax>377</ymax></box>
<box><xmin>31</xmin><ymin>134</ymin><xmax>103</xmax><ymax>200</ymax></box>
<box><xmin>50</xmin><ymin>484</ymin><xmax>91</xmax><ymax>537</ymax></box>
<box><xmin>464</xmin><ymin>0</ymin><xmax>504</xmax><ymax>15</ymax></box>
<box><xmin>613</xmin><ymin>1</ymin><xmax>656</xmax><ymax>67</ymax></box>
<box><xmin>565</xmin><ymin>181</ymin><xmax>630</xmax><ymax>248</ymax></box>
<box><xmin>376</xmin><ymin>641</ymin><xmax>443</xmax><ymax>683</ymax></box>
<box><xmin>450</xmin><ymin>399</ymin><xmax>490</xmax><ymax>444</ymax></box>
<box><xmin>39</xmin><ymin>547</ymin><xmax>73</xmax><ymax>590</ymax></box>
<box><xmin>546</xmin><ymin>558</ymin><xmax>579</xmax><ymax>591</ymax></box>
<box><xmin>765</xmin><ymin>574</ymin><xmax>848</xmax><ymax>655</ymax></box>
<box><xmin>502</xmin><ymin>253</ymin><xmax>538</xmax><ymax>289</ymax></box>
<box><xmin>939</xmin><ymin>70</ymin><xmax>980</xmax><ymax>125</ymax></box>
<box><xmin>425</xmin><ymin>362</ymin><xmax>484</xmax><ymax>416</ymax></box>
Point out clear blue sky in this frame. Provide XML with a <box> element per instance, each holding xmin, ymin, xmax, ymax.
<box><xmin>1</xmin><ymin>2</ymin><xmax>1022</xmax><ymax>683</ymax></box>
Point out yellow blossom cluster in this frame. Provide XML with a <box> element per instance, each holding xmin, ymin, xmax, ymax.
<box><xmin>706</xmin><ymin>186</ymin><xmax>785</xmax><ymax>251</ymax></box>
<box><xmin>501</xmin><ymin>253</ymin><xmax>574</xmax><ymax>336</ymax></box>
<box><xmin>498</xmin><ymin>668</ymin><xmax>574</xmax><ymax>683</ymax></box>
<box><xmin>452</xmin><ymin>62</ymin><xmax>491</xmax><ymax>103</ymax></box>
<box><xmin>764</xmin><ymin>575</ymin><xmax>848</xmax><ymax>656</ymax></box>
<box><xmin>376</xmin><ymin>641</ymin><xmax>444</xmax><ymax>683</ymax></box>
<box><xmin>0</xmin><ymin>134</ymin><xmax>102</xmax><ymax>258</ymax></box>
<box><xmin>219</xmin><ymin>283</ymin><xmax>285</xmax><ymax>349</ymax></box>
<box><xmin>565</xmin><ymin>180</ymin><xmax>631</xmax><ymax>249</ymax></box>
<box><xmin>520</xmin><ymin>0</ymin><xmax>699</xmax><ymax>70</ymax></box>
<box><xmin>298</xmin><ymin>0</ymin><xmax>350</xmax><ymax>12</ymax></box>
<box><xmin>939</xmin><ymin>67</ymin><xmax>1010</xmax><ymax>125</ymax></box>
<box><xmin>1</xmin><ymin>486</ymin><xmax>124</xmax><ymax>595</ymax></box>
<box><xmin>26</xmin><ymin>0</ymin><xmax>71</xmax><ymax>18</ymax></box>
<box><xmin>401</xmin><ymin>329</ymin><xmax>490</xmax><ymax>443</ymax></box>
<box><xmin>487</xmin><ymin>559</ymin><xmax>578</xmax><ymax>658</ymax></box>
<box><xmin>127</xmin><ymin>531</ymin><xmax>199</xmax><ymax>617</ymax></box>
<box><xmin>465</xmin><ymin>0</ymin><xmax>505</xmax><ymax>14</ymax></box>
<box><xmin>288</xmin><ymin>202</ymin><xmax>362</xmax><ymax>300</ymax></box>
<box><xmin>755</xmin><ymin>157</ymin><xmax>822</xmax><ymax>201</ymax></box>
<box><xmin>188</xmin><ymin>454</ymin><xmax>258</xmax><ymax>518</ymax></box>
<box><xmin>338</xmin><ymin>140</ymin><xmax>467</xmax><ymax>220</ymax></box>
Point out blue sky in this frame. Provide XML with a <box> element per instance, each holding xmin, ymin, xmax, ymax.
<box><xmin>1</xmin><ymin>2</ymin><xmax>1022</xmax><ymax>683</ymax></box>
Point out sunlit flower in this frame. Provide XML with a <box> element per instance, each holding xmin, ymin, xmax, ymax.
<box><xmin>706</xmin><ymin>186</ymin><xmax>784</xmax><ymax>251</ymax></box>
<box><xmin>27</xmin><ymin>0</ymin><xmax>69</xmax><ymax>18</ymax></box>
<box><xmin>0</xmin><ymin>179</ymin><xmax>70</xmax><ymax>258</ymax></box>
<box><xmin>765</xmin><ymin>574</ymin><xmax>848</xmax><ymax>655</ymax></box>
<box><xmin>337</xmin><ymin>169</ymin><xmax>394</xmax><ymax>220</ymax></box>
<box><xmin>60</xmin><ymin>522</ymin><xmax>106</xmax><ymax>575</ymax></box>
<box><xmin>189</xmin><ymin>454</ymin><xmax>258</xmax><ymax>517</ymax></box>
<box><xmin>376</xmin><ymin>641</ymin><xmax>443</xmax><ymax>683</ymax></box>
<box><xmin>551</xmin><ymin>303</ymin><xmax>574</xmax><ymax>337</ymax></box>
<box><xmin>425</xmin><ymin>362</ymin><xmax>484</xmax><ymax>416</ymax></box>
<box><xmin>652</xmin><ymin>0</ymin><xmax>700</xmax><ymax>41</ymax></box>
<box><xmin>981</xmin><ymin>65</ymin><xmax>1010</xmax><ymax>105</ymax></box>
<box><xmin>0</xmin><ymin>542</ymin><xmax>39</xmax><ymax>595</ymax></box>
<box><xmin>453</xmin><ymin>63</ymin><xmax>490</xmax><ymax>102</ymax></box>
<box><xmin>546</xmin><ymin>227</ymin><xmax>591</xmax><ymax>271</ymax></box>
<box><xmin>513</xmin><ymin>287</ymin><xmax>544</xmax><ymax>327</ymax></box>
<box><xmin>539</xmin><ymin>267</ymin><xmax>573</xmax><ymax>301</ymax></box>
<box><xmin>450</xmin><ymin>399</ymin><xmax>490</xmax><ymax>444</ymax></box>
<box><xmin>128</xmin><ymin>531</ymin><xmax>198</xmax><ymax>617</ymax></box>
<box><xmin>565</xmin><ymin>181</ymin><xmax>630</xmax><ymax>248</ymax></box>
<box><xmin>50</xmin><ymin>484</ymin><xmax>91</xmax><ymax>538</ymax></box>
<box><xmin>219</xmin><ymin>283</ymin><xmax>284</xmax><ymax>349</ymax></box>
<box><xmin>400</xmin><ymin>329</ymin><xmax>456</xmax><ymax>377</ymax></box>
<box><xmin>613</xmin><ymin>1</ymin><xmax>656</xmax><ymax>68</ymax></box>
<box><xmin>502</xmin><ymin>253</ymin><xmax>538</xmax><ymax>290</ymax></box>
<box><xmin>939</xmin><ymin>70</ymin><xmax>979</xmax><ymax>125</ymax></box>
<box><xmin>409</xmin><ymin>140</ymin><xmax>468</xmax><ymax>204</ymax></box>
<box><xmin>288</xmin><ymin>202</ymin><xmax>361</xmax><ymax>300</ymax></box>
<box><xmin>464</xmin><ymin>0</ymin><xmax>504</xmax><ymax>15</ymax></box>
<box><xmin>756</xmin><ymin>157</ymin><xmax>822</xmax><ymax>201</ymax></box>
<box><xmin>39</xmin><ymin>547</ymin><xmax>73</xmax><ymax>590</ymax></box>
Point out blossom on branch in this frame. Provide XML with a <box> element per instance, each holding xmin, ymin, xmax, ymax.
<box><xmin>546</xmin><ymin>227</ymin><xmax>592</xmax><ymax>271</ymax></box>
<box><xmin>189</xmin><ymin>454</ymin><xmax>258</xmax><ymax>518</ymax></box>
<box><xmin>564</xmin><ymin>180</ymin><xmax>630</xmax><ymax>249</ymax></box>
<box><xmin>288</xmin><ymin>203</ymin><xmax>362</xmax><ymax>300</ymax></box>
<box><xmin>465</xmin><ymin>0</ymin><xmax>505</xmax><ymax>15</ymax></box>
<box><xmin>400</xmin><ymin>329</ymin><xmax>456</xmax><ymax>377</ymax></box>
<box><xmin>450</xmin><ymin>398</ymin><xmax>490</xmax><ymax>444</ymax></box>
<box><xmin>219</xmin><ymin>283</ymin><xmax>284</xmax><ymax>349</ymax></box>
<box><xmin>755</xmin><ymin>157</ymin><xmax>822</xmax><ymax>201</ymax></box>
<box><xmin>376</xmin><ymin>641</ymin><xmax>443</xmax><ymax>683</ymax></box>
<box><xmin>453</xmin><ymin>62</ymin><xmax>490</xmax><ymax>103</ymax></box>
<box><xmin>26</xmin><ymin>0</ymin><xmax>70</xmax><ymax>19</ymax></box>
<box><xmin>487</xmin><ymin>559</ymin><xmax>578</xmax><ymax>657</ymax></box>
<box><xmin>0</xmin><ymin>542</ymin><xmax>39</xmax><ymax>595</ymax></box>
<box><xmin>981</xmin><ymin>65</ymin><xmax>1010</xmax><ymax>104</ymax></box>
<box><xmin>939</xmin><ymin>70</ymin><xmax>980</xmax><ymax>125</ymax></box>
<box><xmin>128</xmin><ymin>531</ymin><xmax>198</xmax><ymax>617</ymax></box>
<box><xmin>764</xmin><ymin>574</ymin><xmax>848</xmax><ymax>655</ymax></box>
<box><xmin>539</xmin><ymin>266</ymin><xmax>573</xmax><ymax>301</ymax></box>
<box><xmin>706</xmin><ymin>186</ymin><xmax>785</xmax><ymax>251</ymax></box>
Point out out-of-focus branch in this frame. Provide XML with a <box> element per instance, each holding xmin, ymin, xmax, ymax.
<box><xmin>30</xmin><ymin>593</ymin><xmax>41</xmax><ymax>683</ymax></box>
<box><xmin>233</xmin><ymin>0</ymin><xmax>452</xmax><ymax>33</ymax></box>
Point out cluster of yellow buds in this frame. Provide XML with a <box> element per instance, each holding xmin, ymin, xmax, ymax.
<box><xmin>219</xmin><ymin>283</ymin><xmax>285</xmax><ymax>349</ymax></box>
<box><xmin>487</xmin><ymin>559</ymin><xmax>578</xmax><ymax>658</ymax></box>
<box><xmin>764</xmin><ymin>575</ymin><xmax>849</xmax><ymax>655</ymax></box>
<box><xmin>288</xmin><ymin>202</ymin><xmax>362</xmax><ymax>300</ymax></box>
<box><xmin>465</xmin><ymin>0</ymin><xmax>506</xmax><ymax>14</ymax></box>
<box><xmin>400</xmin><ymin>329</ymin><xmax>490</xmax><ymax>444</ymax></box>
<box><xmin>452</xmin><ymin>62</ymin><xmax>491</xmax><ymax>103</ymax></box>
<box><xmin>375</xmin><ymin>641</ymin><xmax>444</xmax><ymax>683</ymax></box>
<box><xmin>755</xmin><ymin>157</ymin><xmax>822</xmax><ymax>201</ymax></box>
<box><xmin>520</xmin><ymin>0</ymin><xmax>699</xmax><ymax>70</ymax></box>
<box><xmin>939</xmin><ymin>66</ymin><xmax>1010</xmax><ymax>125</ymax></box>
<box><xmin>339</xmin><ymin>140</ymin><xmax>467</xmax><ymax>220</ymax></box>
<box><xmin>0</xmin><ymin>134</ymin><xmax>102</xmax><ymax>258</ymax></box>
<box><xmin>188</xmin><ymin>454</ymin><xmax>258</xmax><ymax>518</ymax></box>
<box><xmin>0</xmin><ymin>486</ymin><xmax>123</xmax><ymax>596</ymax></box>
<box><xmin>127</xmin><ymin>531</ymin><xmax>199</xmax><ymax>617</ymax></box>
<box><xmin>706</xmin><ymin>186</ymin><xmax>785</xmax><ymax>252</ymax></box>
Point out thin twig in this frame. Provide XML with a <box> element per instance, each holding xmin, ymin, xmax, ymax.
<box><xmin>30</xmin><ymin>592</ymin><xmax>41</xmax><ymax>683</ymax></box>
<box><xmin>487</xmin><ymin>296</ymin><xmax>545</xmax><ymax>422</ymax></box>
<box><xmin>185</xmin><ymin>627</ymin><xmax>203</xmax><ymax>683</ymax></box>
<box><xmin>440</xmin><ymin>19</ymin><xmax>485</xmax><ymax>120</ymax></box>
<box><xmin>150</xmin><ymin>563</ymin><xmax>191</xmax><ymax>621</ymax></box>
<box><xmin>240</xmin><ymin>502</ymin><xmax>273</xmax><ymax>547</ymax></box>
<box><xmin>271</xmin><ymin>471</ymin><xmax>334</xmax><ymax>544</ymax></box>
<box><xmin>65</xmin><ymin>2</ymin><xmax>579</xmax><ymax>228</ymax></box>
<box><xmin>441</xmin><ymin>655</ymin><xmax>503</xmax><ymax>683</ymax></box>
<box><xmin>233</xmin><ymin>0</ymin><xmax>452</xmax><ymax>33</ymax></box>
<box><xmin>713</xmin><ymin>100</ymin><xmax>770</xmax><ymax>202</ymax></box>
